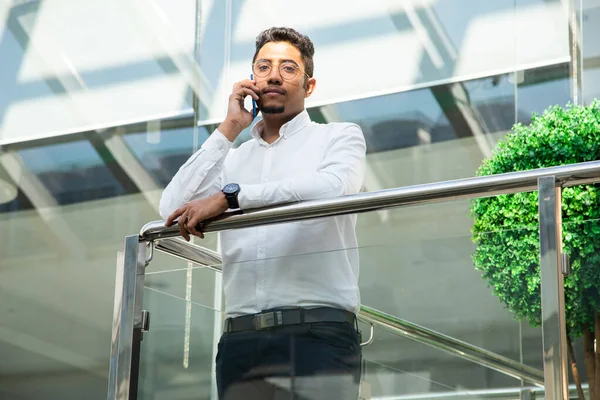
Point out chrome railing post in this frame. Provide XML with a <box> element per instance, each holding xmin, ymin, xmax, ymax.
<box><xmin>108</xmin><ymin>235</ymin><xmax>148</xmax><ymax>400</ymax></box>
<box><xmin>538</xmin><ymin>176</ymin><xmax>569</xmax><ymax>400</ymax></box>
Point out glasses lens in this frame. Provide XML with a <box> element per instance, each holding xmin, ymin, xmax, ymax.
<box><xmin>254</xmin><ymin>62</ymin><xmax>271</xmax><ymax>77</ymax></box>
<box><xmin>280</xmin><ymin>62</ymin><xmax>299</xmax><ymax>80</ymax></box>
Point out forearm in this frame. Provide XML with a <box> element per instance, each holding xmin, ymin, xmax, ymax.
<box><xmin>238</xmin><ymin>171</ymin><xmax>347</xmax><ymax>209</ymax></box>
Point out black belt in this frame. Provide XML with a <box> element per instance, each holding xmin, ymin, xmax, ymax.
<box><xmin>224</xmin><ymin>307</ymin><xmax>356</xmax><ymax>333</ymax></box>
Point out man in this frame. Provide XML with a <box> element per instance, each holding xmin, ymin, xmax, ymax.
<box><xmin>160</xmin><ymin>27</ymin><xmax>366</xmax><ymax>400</ymax></box>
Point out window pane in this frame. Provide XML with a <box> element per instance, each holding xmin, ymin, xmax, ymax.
<box><xmin>0</xmin><ymin>0</ymin><xmax>196</xmax><ymax>142</ymax></box>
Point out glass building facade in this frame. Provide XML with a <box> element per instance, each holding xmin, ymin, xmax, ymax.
<box><xmin>0</xmin><ymin>0</ymin><xmax>598</xmax><ymax>398</ymax></box>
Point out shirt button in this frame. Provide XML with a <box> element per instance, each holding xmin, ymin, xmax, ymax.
<box><xmin>263</xmin><ymin>178</ymin><xmax>268</xmax><ymax>182</ymax></box>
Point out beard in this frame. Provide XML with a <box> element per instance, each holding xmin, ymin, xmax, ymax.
<box><xmin>261</xmin><ymin>105</ymin><xmax>285</xmax><ymax>114</ymax></box>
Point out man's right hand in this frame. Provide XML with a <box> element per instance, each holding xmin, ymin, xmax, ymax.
<box><xmin>218</xmin><ymin>79</ymin><xmax>260</xmax><ymax>142</ymax></box>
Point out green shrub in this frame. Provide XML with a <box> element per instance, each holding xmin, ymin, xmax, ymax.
<box><xmin>471</xmin><ymin>100</ymin><xmax>600</xmax><ymax>337</ymax></box>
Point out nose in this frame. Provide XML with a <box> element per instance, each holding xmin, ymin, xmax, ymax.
<box><xmin>267</xmin><ymin>65</ymin><xmax>283</xmax><ymax>85</ymax></box>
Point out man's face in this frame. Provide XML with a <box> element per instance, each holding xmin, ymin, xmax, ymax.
<box><xmin>253</xmin><ymin>41</ymin><xmax>316</xmax><ymax>116</ymax></box>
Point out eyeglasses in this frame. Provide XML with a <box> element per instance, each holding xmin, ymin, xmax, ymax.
<box><xmin>252</xmin><ymin>60</ymin><xmax>309</xmax><ymax>81</ymax></box>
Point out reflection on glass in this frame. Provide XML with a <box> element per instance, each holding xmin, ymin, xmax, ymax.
<box><xmin>583</xmin><ymin>1</ymin><xmax>600</xmax><ymax>103</ymax></box>
<box><xmin>124</xmin><ymin>126</ymin><xmax>208</xmax><ymax>187</ymax></box>
<box><xmin>517</xmin><ymin>62</ymin><xmax>571</xmax><ymax>123</ymax></box>
<box><xmin>314</xmin><ymin>73</ymin><xmax>518</xmax><ymax>189</ymax></box>
<box><xmin>18</xmin><ymin>140</ymin><xmax>128</xmax><ymax>205</ymax></box>
<box><xmin>228</xmin><ymin>0</ymin><xmax>567</xmax><ymax>110</ymax></box>
<box><xmin>0</xmin><ymin>124</ymin><xmax>206</xmax><ymax>213</ymax></box>
<box><xmin>0</xmin><ymin>0</ymin><xmax>195</xmax><ymax>141</ymax></box>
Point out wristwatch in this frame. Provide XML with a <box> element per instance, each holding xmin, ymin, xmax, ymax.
<box><xmin>222</xmin><ymin>183</ymin><xmax>241</xmax><ymax>209</ymax></box>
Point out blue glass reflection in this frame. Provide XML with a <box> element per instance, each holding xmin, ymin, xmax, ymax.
<box><xmin>123</xmin><ymin>126</ymin><xmax>207</xmax><ymax>187</ymax></box>
<box><xmin>19</xmin><ymin>140</ymin><xmax>127</xmax><ymax>205</ymax></box>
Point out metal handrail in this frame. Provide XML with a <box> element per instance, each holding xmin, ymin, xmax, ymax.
<box><xmin>151</xmin><ymin>238</ymin><xmax>545</xmax><ymax>386</ymax></box>
<box><xmin>140</xmin><ymin>160</ymin><xmax>600</xmax><ymax>389</ymax></box>
<box><xmin>140</xmin><ymin>160</ymin><xmax>600</xmax><ymax>240</ymax></box>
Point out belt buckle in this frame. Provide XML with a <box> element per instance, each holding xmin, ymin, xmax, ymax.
<box><xmin>253</xmin><ymin>311</ymin><xmax>282</xmax><ymax>330</ymax></box>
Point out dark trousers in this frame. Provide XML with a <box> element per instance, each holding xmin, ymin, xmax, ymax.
<box><xmin>216</xmin><ymin>321</ymin><xmax>362</xmax><ymax>400</ymax></box>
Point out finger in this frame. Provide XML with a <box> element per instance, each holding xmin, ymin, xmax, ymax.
<box><xmin>165</xmin><ymin>207</ymin><xmax>184</xmax><ymax>226</ymax></box>
<box><xmin>190</xmin><ymin>227</ymin><xmax>205</xmax><ymax>239</ymax></box>
<box><xmin>231</xmin><ymin>83</ymin><xmax>259</xmax><ymax>97</ymax></box>
<box><xmin>187</xmin><ymin>214</ymin><xmax>203</xmax><ymax>236</ymax></box>
<box><xmin>178</xmin><ymin>211</ymin><xmax>191</xmax><ymax>242</ymax></box>
<box><xmin>235</xmin><ymin>78</ymin><xmax>257</xmax><ymax>88</ymax></box>
<box><xmin>231</xmin><ymin>87</ymin><xmax>259</xmax><ymax>101</ymax></box>
<box><xmin>238</xmin><ymin>80</ymin><xmax>260</xmax><ymax>93</ymax></box>
<box><xmin>232</xmin><ymin>79</ymin><xmax>254</xmax><ymax>90</ymax></box>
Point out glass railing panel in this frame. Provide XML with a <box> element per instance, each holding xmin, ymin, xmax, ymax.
<box><xmin>361</xmin><ymin>327</ymin><xmax>527</xmax><ymax>399</ymax></box>
<box><xmin>134</xmin><ymin>167</ymin><xmax>600</xmax><ymax>399</ymax></box>
<box><xmin>357</xmin><ymin>200</ymin><xmax>542</xmax><ymax>372</ymax></box>
<box><xmin>138</xmin><ymin>285</ymin><xmax>221</xmax><ymax>399</ymax></box>
<box><xmin>144</xmin><ymin>223</ymin><xmax>543</xmax><ymax>399</ymax></box>
<box><xmin>0</xmin><ymin>190</ymin><xmax>179</xmax><ymax>399</ymax></box>
<box><xmin>142</xmin><ymin>248</ymin><xmax>222</xmax><ymax>399</ymax></box>
<box><xmin>145</xmin><ymin>260</ymin><xmax>220</xmax><ymax>311</ymax></box>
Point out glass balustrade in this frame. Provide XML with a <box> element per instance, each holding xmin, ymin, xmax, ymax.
<box><xmin>107</xmin><ymin>163</ymin><xmax>600</xmax><ymax>400</ymax></box>
<box><xmin>134</xmin><ymin>214</ymin><xmax>551</xmax><ymax>399</ymax></box>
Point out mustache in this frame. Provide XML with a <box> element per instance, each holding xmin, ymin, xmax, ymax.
<box><xmin>261</xmin><ymin>87</ymin><xmax>286</xmax><ymax>95</ymax></box>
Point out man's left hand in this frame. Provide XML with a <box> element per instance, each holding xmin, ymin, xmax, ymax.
<box><xmin>165</xmin><ymin>193</ymin><xmax>229</xmax><ymax>241</ymax></box>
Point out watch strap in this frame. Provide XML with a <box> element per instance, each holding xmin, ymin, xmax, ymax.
<box><xmin>225</xmin><ymin>192</ymin><xmax>239</xmax><ymax>209</ymax></box>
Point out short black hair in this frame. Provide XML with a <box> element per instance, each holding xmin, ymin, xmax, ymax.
<box><xmin>253</xmin><ymin>27</ymin><xmax>315</xmax><ymax>78</ymax></box>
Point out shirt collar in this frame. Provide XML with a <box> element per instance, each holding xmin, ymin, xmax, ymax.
<box><xmin>250</xmin><ymin>110</ymin><xmax>311</xmax><ymax>143</ymax></box>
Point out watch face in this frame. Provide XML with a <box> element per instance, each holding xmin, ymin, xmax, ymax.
<box><xmin>223</xmin><ymin>183</ymin><xmax>240</xmax><ymax>194</ymax></box>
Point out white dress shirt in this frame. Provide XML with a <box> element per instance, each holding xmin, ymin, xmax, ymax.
<box><xmin>159</xmin><ymin>110</ymin><xmax>366</xmax><ymax>317</ymax></box>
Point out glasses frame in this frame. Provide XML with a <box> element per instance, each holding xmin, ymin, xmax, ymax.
<box><xmin>252</xmin><ymin>61</ymin><xmax>310</xmax><ymax>81</ymax></box>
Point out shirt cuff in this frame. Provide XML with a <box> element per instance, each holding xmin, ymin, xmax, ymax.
<box><xmin>237</xmin><ymin>183</ymin><xmax>266</xmax><ymax>210</ymax></box>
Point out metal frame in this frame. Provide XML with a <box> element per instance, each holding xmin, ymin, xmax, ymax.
<box><xmin>109</xmin><ymin>160</ymin><xmax>600</xmax><ymax>399</ymax></box>
<box><xmin>108</xmin><ymin>235</ymin><xmax>148</xmax><ymax>400</ymax></box>
<box><xmin>538</xmin><ymin>177</ymin><xmax>569</xmax><ymax>400</ymax></box>
<box><xmin>567</xmin><ymin>0</ymin><xmax>583</xmax><ymax>105</ymax></box>
<box><xmin>368</xmin><ymin>384</ymin><xmax>588</xmax><ymax>400</ymax></box>
<box><xmin>139</xmin><ymin>160</ymin><xmax>600</xmax><ymax>240</ymax></box>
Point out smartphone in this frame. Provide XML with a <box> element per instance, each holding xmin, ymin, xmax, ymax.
<box><xmin>250</xmin><ymin>74</ymin><xmax>258</xmax><ymax>118</ymax></box>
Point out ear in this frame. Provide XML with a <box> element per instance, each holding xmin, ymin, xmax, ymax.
<box><xmin>304</xmin><ymin>77</ymin><xmax>317</xmax><ymax>98</ymax></box>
